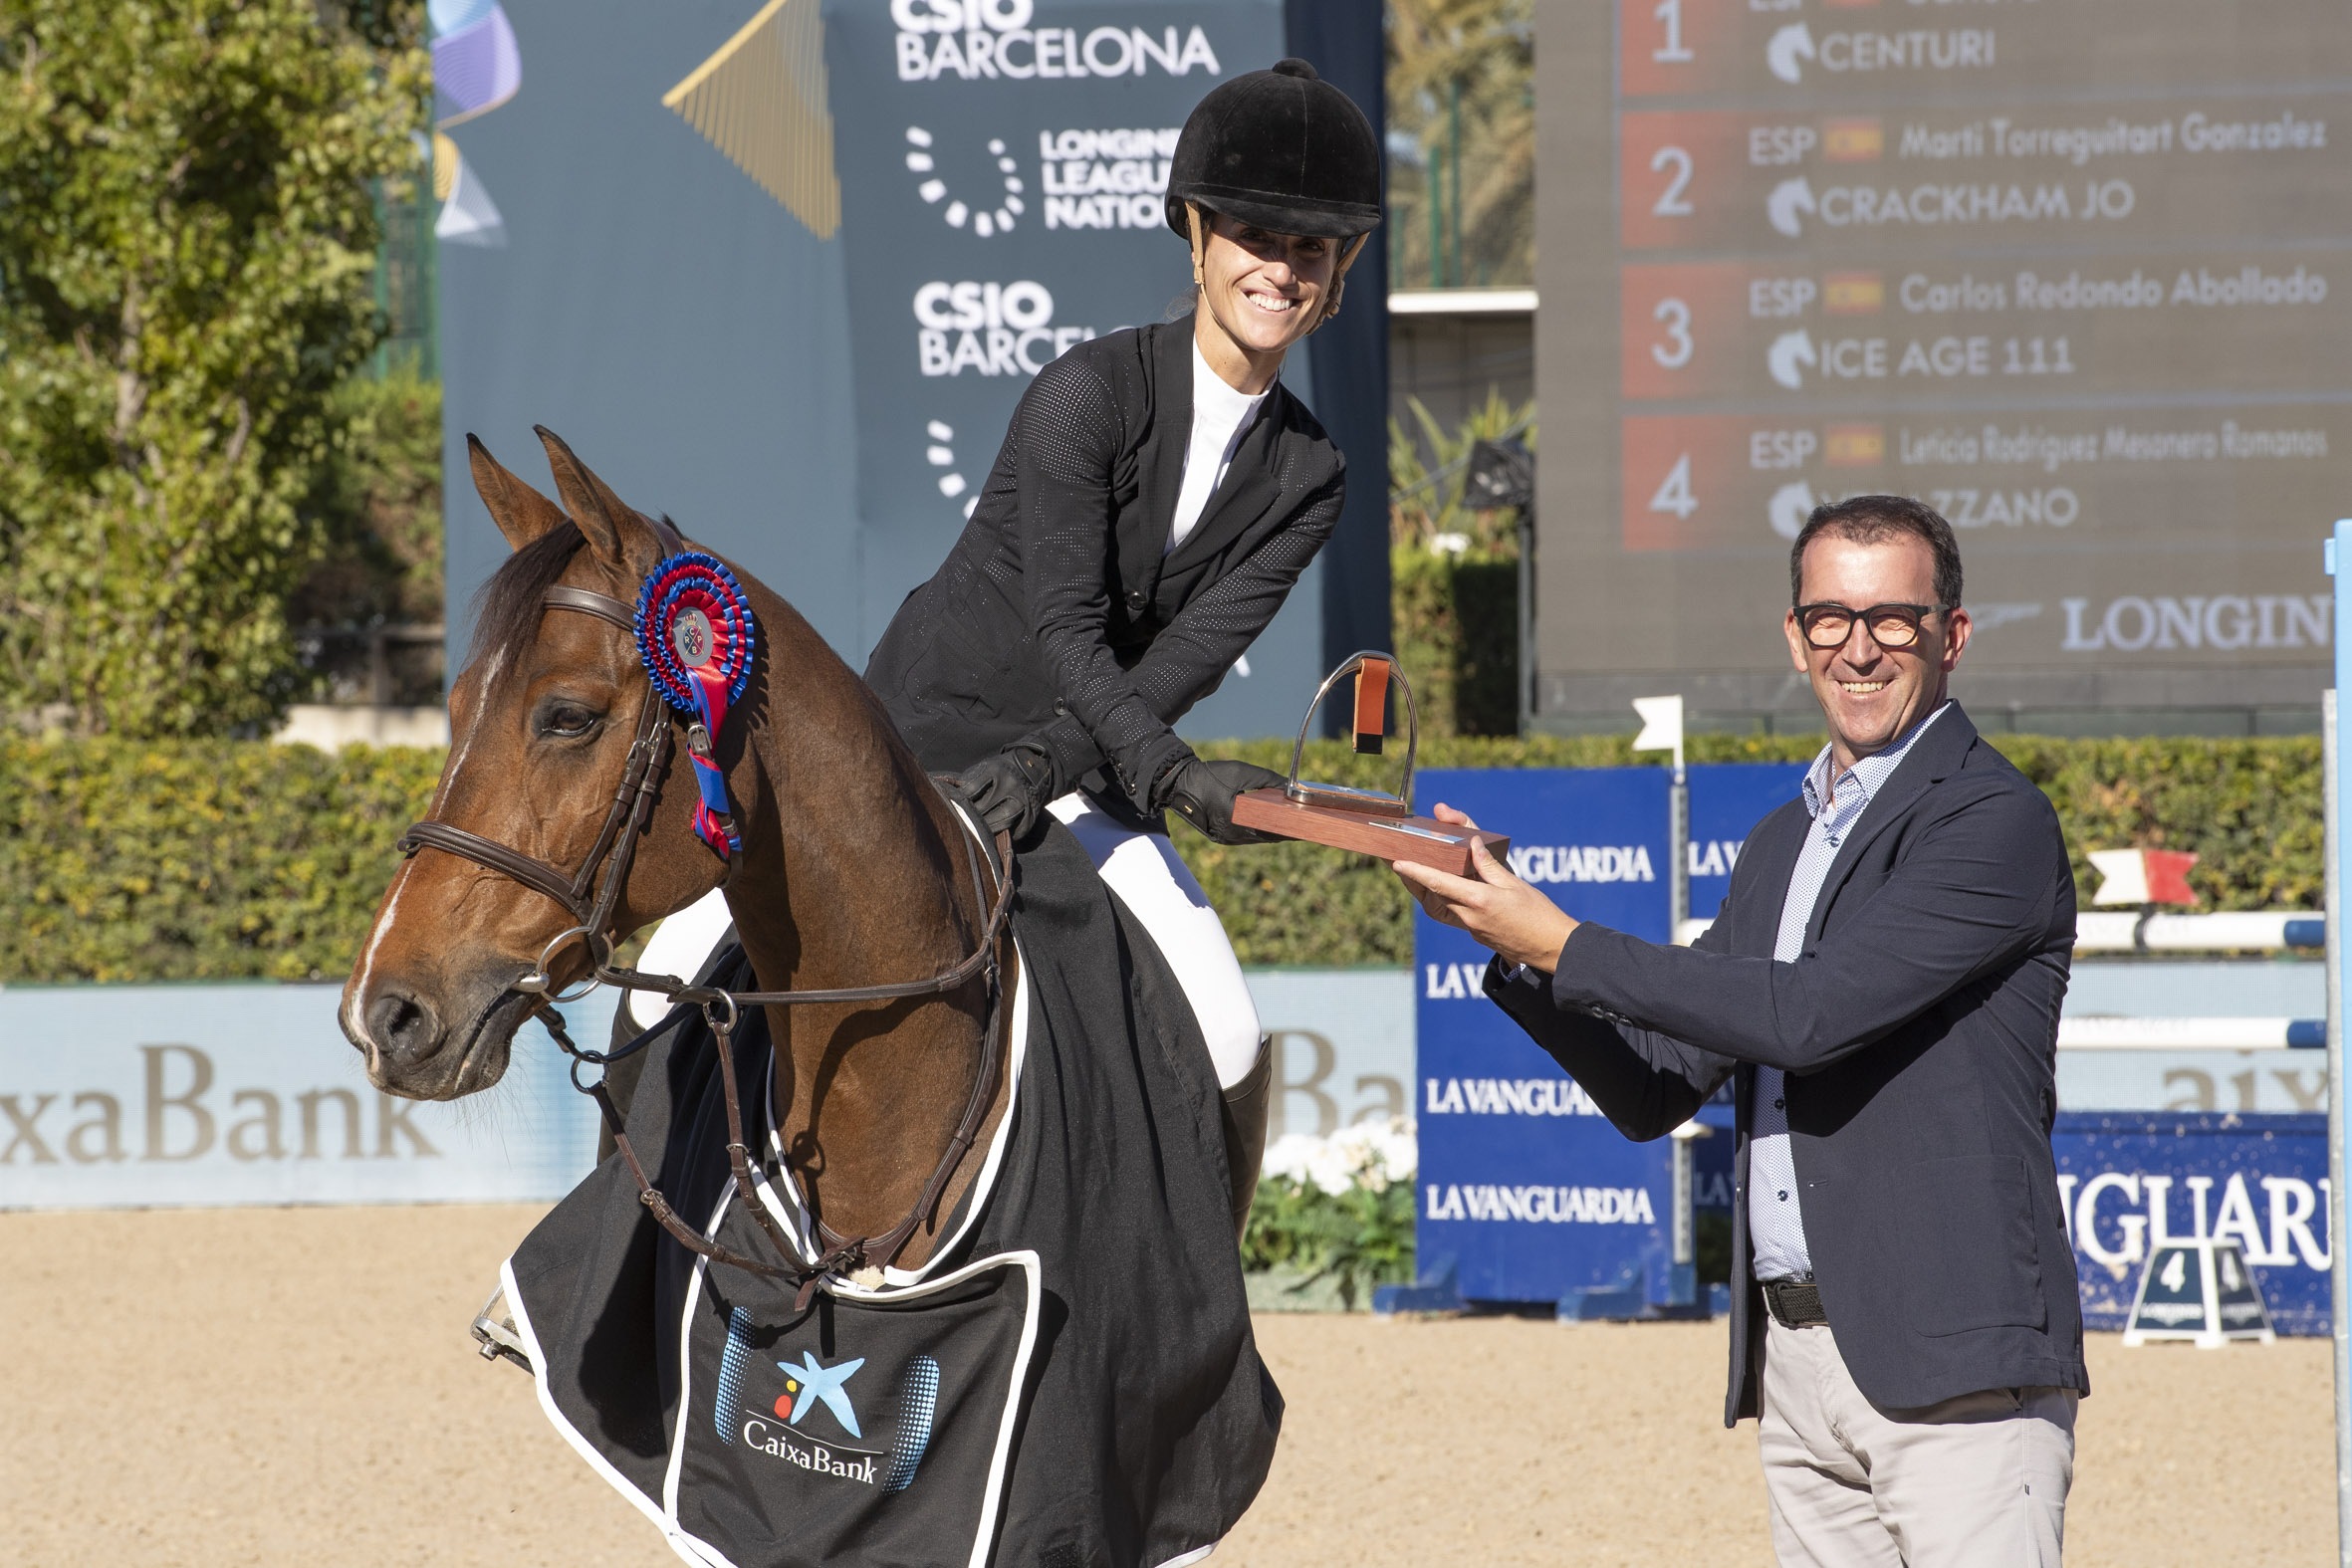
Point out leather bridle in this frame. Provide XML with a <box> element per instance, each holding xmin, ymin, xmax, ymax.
<box><xmin>399</xmin><ymin>582</ymin><xmax>675</xmax><ymax>995</ymax></box>
<box><xmin>393</xmin><ymin>546</ymin><xmax>1017</xmax><ymax>1308</ymax></box>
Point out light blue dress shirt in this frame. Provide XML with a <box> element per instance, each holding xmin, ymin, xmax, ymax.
<box><xmin>1748</xmin><ymin>701</ymin><xmax>1951</xmax><ymax>1282</ymax></box>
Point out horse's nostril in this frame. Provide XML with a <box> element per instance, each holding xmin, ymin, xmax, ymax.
<box><xmin>367</xmin><ymin>988</ymin><xmax>443</xmax><ymax>1064</ymax></box>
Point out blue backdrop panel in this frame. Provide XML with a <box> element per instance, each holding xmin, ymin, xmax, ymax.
<box><xmin>1407</xmin><ymin>761</ymin><xmax>1823</xmax><ymax>1310</ymax></box>
<box><xmin>1686</xmin><ymin>761</ymin><xmax>1808</xmax><ymax>921</ymax></box>
<box><xmin>1280</xmin><ymin>0</ymin><xmax>1389</xmax><ymax>682</ymax></box>
<box><xmin>1415</xmin><ymin>767</ymin><xmax>1674</xmax><ymax>1304</ymax></box>
<box><xmin>2057</xmin><ymin>1112</ymin><xmax>2330</xmax><ymax>1336</ymax></box>
<box><xmin>437</xmin><ymin>0</ymin><xmax>863</xmax><ymax>656</ymax></box>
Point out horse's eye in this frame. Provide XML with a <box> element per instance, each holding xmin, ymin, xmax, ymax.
<box><xmin>539</xmin><ymin>702</ymin><xmax>603</xmax><ymax>739</ymax></box>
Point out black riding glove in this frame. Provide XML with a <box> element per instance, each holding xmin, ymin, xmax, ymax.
<box><xmin>1155</xmin><ymin>757</ymin><xmax>1288</xmax><ymax>845</ymax></box>
<box><xmin>961</xmin><ymin>741</ymin><xmax>1058</xmax><ymax>838</ymax></box>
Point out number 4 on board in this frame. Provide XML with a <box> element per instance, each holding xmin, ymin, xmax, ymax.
<box><xmin>1649</xmin><ymin>453</ymin><xmax>1698</xmax><ymax>520</ymax></box>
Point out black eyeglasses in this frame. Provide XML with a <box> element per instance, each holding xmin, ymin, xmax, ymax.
<box><xmin>1793</xmin><ymin>601</ymin><xmax>1950</xmax><ymax>650</ymax></box>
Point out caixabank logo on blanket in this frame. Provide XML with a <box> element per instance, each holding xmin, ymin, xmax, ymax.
<box><xmin>712</xmin><ymin>1309</ymin><xmax>940</xmax><ymax>1494</ymax></box>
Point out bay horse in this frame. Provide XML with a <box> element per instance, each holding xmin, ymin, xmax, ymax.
<box><xmin>339</xmin><ymin>426</ymin><xmax>1010</xmax><ymax>1269</ymax></box>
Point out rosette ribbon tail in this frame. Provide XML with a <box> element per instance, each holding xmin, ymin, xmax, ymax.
<box><xmin>635</xmin><ymin>551</ymin><xmax>759</xmax><ymax>863</ymax></box>
<box><xmin>685</xmin><ymin>669</ymin><xmax>741</xmax><ymax>856</ymax></box>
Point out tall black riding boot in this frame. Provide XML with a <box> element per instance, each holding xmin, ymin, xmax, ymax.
<box><xmin>1220</xmin><ymin>1036</ymin><xmax>1274</xmax><ymax>1242</ymax></box>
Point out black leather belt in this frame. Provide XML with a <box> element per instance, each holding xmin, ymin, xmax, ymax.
<box><xmin>1761</xmin><ymin>1276</ymin><xmax>1827</xmax><ymax>1328</ymax></box>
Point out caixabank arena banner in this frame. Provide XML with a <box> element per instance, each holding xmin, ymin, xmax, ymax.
<box><xmin>436</xmin><ymin>0</ymin><xmax>1388</xmax><ymax>742</ymax></box>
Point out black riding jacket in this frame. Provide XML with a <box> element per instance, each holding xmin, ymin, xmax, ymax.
<box><xmin>864</xmin><ymin>316</ymin><xmax>1347</xmax><ymax>816</ymax></box>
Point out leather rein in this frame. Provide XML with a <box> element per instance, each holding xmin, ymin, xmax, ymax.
<box><xmin>395</xmin><ymin>557</ymin><xmax>1016</xmax><ymax>1308</ymax></box>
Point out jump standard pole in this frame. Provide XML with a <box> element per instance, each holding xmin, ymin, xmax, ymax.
<box><xmin>1632</xmin><ymin>695</ymin><xmax>1689</xmax><ymax>938</ymax></box>
<box><xmin>2327</xmin><ymin>519</ymin><xmax>2351</xmax><ymax>1568</ymax></box>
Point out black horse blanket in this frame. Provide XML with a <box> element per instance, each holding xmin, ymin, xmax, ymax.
<box><xmin>501</xmin><ymin>818</ymin><xmax>1281</xmax><ymax>1568</ymax></box>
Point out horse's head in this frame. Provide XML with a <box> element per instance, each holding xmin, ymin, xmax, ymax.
<box><xmin>341</xmin><ymin>428</ymin><xmax>729</xmax><ymax>1099</ymax></box>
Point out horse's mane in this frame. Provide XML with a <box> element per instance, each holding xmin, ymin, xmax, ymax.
<box><xmin>465</xmin><ymin>521</ymin><xmax>588</xmax><ymax>678</ymax></box>
<box><xmin>465</xmin><ymin>515</ymin><xmax>700</xmax><ymax>678</ymax></box>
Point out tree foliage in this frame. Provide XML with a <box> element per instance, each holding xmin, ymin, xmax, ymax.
<box><xmin>293</xmin><ymin>351</ymin><xmax>443</xmax><ymax>632</ymax></box>
<box><xmin>1387</xmin><ymin>0</ymin><xmax>1534</xmax><ymax>288</ymax></box>
<box><xmin>1388</xmin><ymin>387</ymin><xmax>1535</xmax><ymax>550</ymax></box>
<box><xmin>0</xmin><ymin>0</ymin><xmax>426</xmax><ymax>736</ymax></box>
<box><xmin>1388</xmin><ymin>392</ymin><xmax>1536</xmax><ymax>736</ymax></box>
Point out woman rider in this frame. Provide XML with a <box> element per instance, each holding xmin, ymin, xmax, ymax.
<box><xmin>627</xmin><ymin>59</ymin><xmax>1380</xmax><ymax>1233</ymax></box>
<box><xmin>863</xmin><ymin>57</ymin><xmax>1380</xmax><ymax>1231</ymax></box>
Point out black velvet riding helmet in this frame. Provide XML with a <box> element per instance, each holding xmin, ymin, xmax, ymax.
<box><xmin>1163</xmin><ymin>58</ymin><xmax>1382</xmax><ymax>240</ymax></box>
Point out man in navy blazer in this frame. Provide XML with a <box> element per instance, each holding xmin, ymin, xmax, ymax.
<box><xmin>1396</xmin><ymin>496</ymin><xmax>2082</xmax><ymax>1565</ymax></box>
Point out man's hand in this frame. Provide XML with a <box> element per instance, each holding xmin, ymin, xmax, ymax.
<box><xmin>1391</xmin><ymin>803</ymin><xmax>1578</xmax><ymax>973</ymax></box>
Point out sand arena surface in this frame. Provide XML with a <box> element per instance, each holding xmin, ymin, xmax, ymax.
<box><xmin>0</xmin><ymin>1204</ymin><xmax>2331</xmax><ymax>1566</ymax></box>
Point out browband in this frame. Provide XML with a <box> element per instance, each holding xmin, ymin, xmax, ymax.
<box><xmin>543</xmin><ymin>584</ymin><xmax>635</xmax><ymax>632</ymax></box>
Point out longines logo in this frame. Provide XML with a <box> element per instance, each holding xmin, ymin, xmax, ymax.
<box><xmin>2059</xmin><ymin>593</ymin><xmax>2330</xmax><ymax>653</ymax></box>
<box><xmin>1042</xmin><ymin>127</ymin><xmax>1180</xmax><ymax>231</ymax></box>
<box><xmin>892</xmin><ymin>0</ymin><xmax>1222</xmax><ymax>84</ymax></box>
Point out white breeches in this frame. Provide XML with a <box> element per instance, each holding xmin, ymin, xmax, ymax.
<box><xmin>625</xmin><ymin>798</ymin><xmax>1263</xmax><ymax>1089</ymax></box>
<box><xmin>1046</xmin><ymin>792</ymin><xmax>1263</xmax><ymax>1089</ymax></box>
<box><xmin>625</xmin><ymin>889</ymin><xmax>738</xmax><ymax>1029</ymax></box>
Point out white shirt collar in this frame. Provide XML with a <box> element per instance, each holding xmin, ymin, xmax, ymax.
<box><xmin>1167</xmin><ymin>341</ymin><xmax>1274</xmax><ymax>554</ymax></box>
<box><xmin>1801</xmin><ymin>700</ymin><xmax>1952</xmax><ymax>820</ymax></box>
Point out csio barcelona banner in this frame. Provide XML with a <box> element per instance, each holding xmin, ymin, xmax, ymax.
<box><xmin>823</xmin><ymin>0</ymin><xmax>1283</xmax><ymax>555</ymax></box>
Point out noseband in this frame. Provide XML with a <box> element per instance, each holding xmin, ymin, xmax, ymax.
<box><xmin>395</xmin><ymin>540</ymin><xmax>1017</xmax><ymax>1308</ymax></box>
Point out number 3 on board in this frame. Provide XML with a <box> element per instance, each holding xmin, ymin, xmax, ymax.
<box><xmin>1651</xmin><ymin>299</ymin><xmax>1694</xmax><ymax>369</ymax></box>
<box><xmin>1652</xmin><ymin>0</ymin><xmax>1694</xmax><ymax>63</ymax></box>
<box><xmin>1649</xmin><ymin>454</ymin><xmax>1698</xmax><ymax>521</ymax></box>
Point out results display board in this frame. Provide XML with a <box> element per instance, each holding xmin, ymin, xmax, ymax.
<box><xmin>1533</xmin><ymin>0</ymin><xmax>2350</xmax><ymax>724</ymax></box>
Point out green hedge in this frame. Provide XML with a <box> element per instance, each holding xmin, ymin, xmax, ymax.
<box><xmin>0</xmin><ymin>737</ymin><xmax>441</xmax><ymax>983</ymax></box>
<box><xmin>1390</xmin><ymin>546</ymin><xmax>1520</xmax><ymax>738</ymax></box>
<box><xmin>0</xmin><ymin>732</ymin><xmax>2321</xmax><ymax>981</ymax></box>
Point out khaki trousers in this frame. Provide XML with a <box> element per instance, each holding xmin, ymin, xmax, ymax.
<box><xmin>1758</xmin><ymin>1320</ymin><xmax>2076</xmax><ymax>1567</ymax></box>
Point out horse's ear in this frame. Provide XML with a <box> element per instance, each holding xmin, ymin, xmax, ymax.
<box><xmin>467</xmin><ymin>434</ymin><xmax>571</xmax><ymax>553</ymax></box>
<box><xmin>535</xmin><ymin>425</ymin><xmax>651</xmax><ymax>569</ymax></box>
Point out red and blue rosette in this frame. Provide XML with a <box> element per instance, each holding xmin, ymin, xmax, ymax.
<box><xmin>636</xmin><ymin>552</ymin><xmax>758</xmax><ymax>856</ymax></box>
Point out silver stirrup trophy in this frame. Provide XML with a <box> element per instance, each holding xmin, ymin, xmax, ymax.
<box><xmin>1230</xmin><ymin>650</ymin><xmax>1510</xmax><ymax>875</ymax></box>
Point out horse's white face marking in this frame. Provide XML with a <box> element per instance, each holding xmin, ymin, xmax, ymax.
<box><xmin>346</xmin><ymin>646</ymin><xmax>508</xmax><ymax>1056</ymax></box>
<box><xmin>434</xmin><ymin>646</ymin><xmax>505</xmax><ymax>806</ymax></box>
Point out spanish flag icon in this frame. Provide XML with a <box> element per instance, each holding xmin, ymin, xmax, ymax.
<box><xmin>1822</xmin><ymin>118</ymin><xmax>1885</xmax><ymax>162</ymax></box>
<box><xmin>1823</xmin><ymin>272</ymin><xmax>1885</xmax><ymax>315</ymax></box>
<box><xmin>1824</xmin><ymin>425</ymin><xmax>1886</xmax><ymax>467</ymax></box>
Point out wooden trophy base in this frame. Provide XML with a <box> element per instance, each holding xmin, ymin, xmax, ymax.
<box><xmin>1231</xmin><ymin>788</ymin><xmax>1511</xmax><ymax>876</ymax></box>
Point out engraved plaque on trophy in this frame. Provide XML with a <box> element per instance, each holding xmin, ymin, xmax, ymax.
<box><xmin>1229</xmin><ymin>651</ymin><xmax>1511</xmax><ymax>876</ymax></box>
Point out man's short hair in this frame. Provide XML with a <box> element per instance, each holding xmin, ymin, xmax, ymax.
<box><xmin>1789</xmin><ymin>494</ymin><xmax>1964</xmax><ymax>609</ymax></box>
